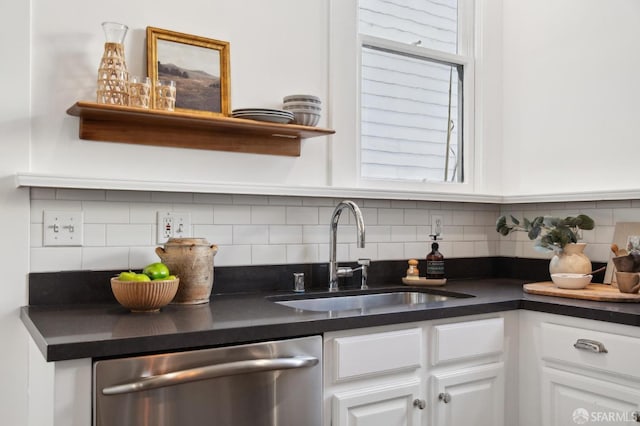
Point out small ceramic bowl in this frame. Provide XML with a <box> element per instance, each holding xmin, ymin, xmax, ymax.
<box><xmin>551</xmin><ymin>273</ymin><xmax>592</xmax><ymax>289</ymax></box>
<box><xmin>111</xmin><ymin>277</ymin><xmax>179</xmax><ymax>312</ymax></box>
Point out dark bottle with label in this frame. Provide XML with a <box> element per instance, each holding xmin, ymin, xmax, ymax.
<box><xmin>426</xmin><ymin>235</ymin><xmax>445</xmax><ymax>279</ymax></box>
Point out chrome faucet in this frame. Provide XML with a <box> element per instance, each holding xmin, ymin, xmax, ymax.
<box><xmin>329</xmin><ymin>200</ymin><xmax>366</xmax><ymax>292</ymax></box>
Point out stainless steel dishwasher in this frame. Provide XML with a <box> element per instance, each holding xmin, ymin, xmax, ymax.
<box><xmin>93</xmin><ymin>335</ymin><xmax>322</xmax><ymax>426</ymax></box>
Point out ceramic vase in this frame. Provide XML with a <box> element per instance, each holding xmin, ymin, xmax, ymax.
<box><xmin>549</xmin><ymin>242</ymin><xmax>591</xmax><ymax>275</ymax></box>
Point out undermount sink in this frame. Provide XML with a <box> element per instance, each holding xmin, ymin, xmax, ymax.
<box><xmin>269</xmin><ymin>289</ymin><xmax>472</xmax><ymax>313</ymax></box>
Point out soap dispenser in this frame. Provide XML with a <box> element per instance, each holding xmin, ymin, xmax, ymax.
<box><xmin>426</xmin><ymin>234</ymin><xmax>445</xmax><ymax>279</ymax></box>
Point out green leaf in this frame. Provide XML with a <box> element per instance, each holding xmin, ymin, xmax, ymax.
<box><xmin>575</xmin><ymin>214</ymin><xmax>595</xmax><ymax>230</ymax></box>
<box><xmin>510</xmin><ymin>215</ymin><xmax>520</xmax><ymax>225</ymax></box>
<box><xmin>496</xmin><ymin>216</ymin><xmax>507</xmax><ymax>233</ymax></box>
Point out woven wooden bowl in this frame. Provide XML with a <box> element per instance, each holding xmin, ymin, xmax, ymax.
<box><xmin>110</xmin><ymin>277</ymin><xmax>179</xmax><ymax>312</ymax></box>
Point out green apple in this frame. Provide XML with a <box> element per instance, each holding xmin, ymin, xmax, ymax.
<box><xmin>131</xmin><ymin>273</ymin><xmax>151</xmax><ymax>282</ymax></box>
<box><xmin>118</xmin><ymin>271</ymin><xmax>137</xmax><ymax>281</ymax></box>
<box><xmin>143</xmin><ymin>262</ymin><xmax>170</xmax><ymax>280</ymax></box>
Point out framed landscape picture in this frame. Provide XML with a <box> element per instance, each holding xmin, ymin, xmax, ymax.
<box><xmin>146</xmin><ymin>26</ymin><xmax>231</xmax><ymax>116</ymax></box>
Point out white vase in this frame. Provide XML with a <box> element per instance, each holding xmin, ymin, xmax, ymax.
<box><xmin>549</xmin><ymin>242</ymin><xmax>591</xmax><ymax>275</ymax></box>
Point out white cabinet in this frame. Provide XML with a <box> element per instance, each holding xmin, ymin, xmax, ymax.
<box><xmin>541</xmin><ymin>367</ymin><xmax>640</xmax><ymax>426</ymax></box>
<box><xmin>519</xmin><ymin>311</ymin><xmax>640</xmax><ymax>426</ymax></box>
<box><xmin>324</xmin><ymin>314</ymin><xmax>512</xmax><ymax>426</ymax></box>
<box><xmin>430</xmin><ymin>362</ymin><xmax>505</xmax><ymax>426</ymax></box>
<box><xmin>333</xmin><ymin>379</ymin><xmax>422</xmax><ymax>426</ymax></box>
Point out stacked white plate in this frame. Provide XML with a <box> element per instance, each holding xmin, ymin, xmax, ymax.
<box><xmin>283</xmin><ymin>95</ymin><xmax>322</xmax><ymax>127</ymax></box>
<box><xmin>231</xmin><ymin>108</ymin><xmax>293</xmax><ymax>124</ymax></box>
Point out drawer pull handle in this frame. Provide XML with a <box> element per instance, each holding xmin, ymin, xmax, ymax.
<box><xmin>573</xmin><ymin>339</ymin><xmax>608</xmax><ymax>353</ymax></box>
<box><xmin>438</xmin><ymin>392</ymin><xmax>451</xmax><ymax>403</ymax></box>
<box><xmin>413</xmin><ymin>399</ymin><xmax>426</xmax><ymax>410</ymax></box>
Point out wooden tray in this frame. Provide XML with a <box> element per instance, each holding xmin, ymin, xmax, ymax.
<box><xmin>523</xmin><ymin>281</ymin><xmax>640</xmax><ymax>302</ymax></box>
<box><xmin>402</xmin><ymin>277</ymin><xmax>447</xmax><ymax>286</ymax></box>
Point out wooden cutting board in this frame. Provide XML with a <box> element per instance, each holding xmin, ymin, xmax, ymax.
<box><xmin>523</xmin><ymin>281</ymin><xmax>640</xmax><ymax>302</ymax></box>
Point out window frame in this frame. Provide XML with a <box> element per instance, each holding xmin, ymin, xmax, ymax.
<box><xmin>328</xmin><ymin>0</ymin><xmax>477</xmax><ymax>195</ymax></box>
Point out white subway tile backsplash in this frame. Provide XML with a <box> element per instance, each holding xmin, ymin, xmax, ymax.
<box><xmin>214</xmin><ymin>205</ymin><xmax>251</xmax><ymax>224</ymax></box>
<box><xmin>30</xmin><ymin>224</ymin><xmax>43</xmax><ymax>247</ymax></box>
<box><xmin>129</xmin><ymin>246</ymin><xmax>162</xmax><ymax>269</ymax></box>
<box><xmin>106</xmin><ymin>190</ymin><xmax>152</xmax><ymax>202</ymax></box>
<box><xmin>391</xmin><ymin>225</ymin><xmax>417</xmax><ymax>242</ymax></box>
<box><xmin>192</xmin><ymin>224</ymin><xmax>233</xmax><ymax>245</ymax></box>
<box><xmin>30</xmin><ymin>187</ymin><xmax>56</xmax><ymax>200</ymax></box>
<box><xmin>378</xmin><ymin>208</ymin><xmax>404</xmax><ymax>225</ymax></box>
<box><xmin>378</xmin><ymin>242</ymin><xmax>405</xmax><ymax>260</ymax></box>
<box><xmin>150</xmin><ymin>192</ymin><xmax>194</xmax><ymax>203</ymax></box>
<box><xmin>83</xmin><ymin>201</ymin><xmax>129</xmax><ymax>224</ymax></box>
<box><xmin>286</xmin><ymin>244</ymin><xmax>319</xmax><ymax>263</ymax></box>
<box><xmin>28</xmin><ymin>189</ymin><xmax>629</xmax><ymax>272</ymax></box>
<box><xmin>130</xmin><ymin>203</ymin><xmax>171</xmax><ymax>224</ymax></box>
<box><xmin>233</xmin><ymin>225</ymin><xmax>269</xmax><ymax>244</ymax></box>
<box><xmin>286</xmin><ymin>206</ymin><xmax>319</xmax><ymax>224</ymax></box>
<box><xmin>215</xmin><ymin>245</ymin><xmax>252</xmax><ymax>266</ymax></box>
<box><xmin>30</xmin><ymin>200</ymin><xmax>82</xmax><ymax>223</ymax></box>
<box><xmin>106</xmin><ymin>224</ymin><xmax>154</xmax><ymax>246</ymax></box>
<box><xmin>31</xmin><ymin>247</ymin><xmax>82</xmax><ymax>272</ymax></box>
<box><xmin>303</xmin><ymin>225</ymin><xmax>328</xmax><ymax>244</ymax></box>
<box><xmin>613</xmin><ymin>208</ymin><xmax>640</xmax><ymax>223</ymax></box>
<box><xmin>57</xmin><ymin>189</ymin><xmax>105</xmax><ymax>201</ymax></box>
<box><xmin>84</xmin><ymin>224</ymin><xmax>106</xmax><ymax>247</ymax></box>
<box><xmin>251</xmin><ymin>206</ymin><xmax>286</xmax><ymax>224</ymax></box>
<box><xmin>193</xmin><ymin>193</ymin><xmax>233</xmax><ymax>204</ymax></box>
<box><xmin>269</xmin><ymin>225</ymin><xmax>303</xmax><ymax>244</ymax></box>
<box><xmin>404</xmin><ymin>209</ymin><xmax>429</xmax><ymax>226</ymax></box>
<box><xmin>252</xmin><ymin>244</ymin><xmax>286</xmax><ymax>265</ymax></box>
<box><xmin>269</xmin><ymin>196</ymin><xmax>304</xmax><ymax>206</ymax></box>
<box><xmin>233</xmin><ymin>194</ymin><xmax>269</xmax><ymax>205</ymax></box>
<box><xmin>82</xmin><ymin>247</ymin><xmax>129</xmax><ymax>270</ymax></box>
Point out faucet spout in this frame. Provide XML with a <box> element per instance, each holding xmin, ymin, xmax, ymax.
<box><xmin>329</xmin><ymin>200</ymin><xmax>365</xmax><ymax>292</ymax></box>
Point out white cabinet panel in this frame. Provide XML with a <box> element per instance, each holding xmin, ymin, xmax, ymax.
<box><xmin>333</xmin><ymin>328</ymin><xmax>422</xmax><ymax>382</ymax></box>
<box><xmin>541</xmin><ymin>367</ymin><xmax>640</xmax><ymax>426</ymax></box>
<box><xmin>541</xmin><ymin>322</ymin><xmax>640</xmax><ymax>381</ymax></box>
<box><xmin>332</xmin><ymin>379</ymin><xmax>422</xmax><ymax>426</ymax></box>
<box><xmin>430</xmin><ymin>362</ymin><xmax>505</xmax><ymax>426</ymax></box>
<box><xmin>432</xmin><ymin>317</ymin><xmax>504</xmax><ymax>365</ymax></box>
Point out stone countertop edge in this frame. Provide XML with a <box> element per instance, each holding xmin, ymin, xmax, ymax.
<box><xmin>21</xmin><ymin>278</ymin><xmax>640</xmax><ymax>362</ymax></box>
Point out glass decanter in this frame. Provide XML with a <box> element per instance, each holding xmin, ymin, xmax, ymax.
<box><xmin>96</xmin><ymin>22</ymin><xmax>129</xmax><ymax>105</ymax></box>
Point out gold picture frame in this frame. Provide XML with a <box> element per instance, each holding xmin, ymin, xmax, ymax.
<box><xmin>146</xmin><ymin>26</ymin><xmax>231</xmax><ymax>116</ymax></box>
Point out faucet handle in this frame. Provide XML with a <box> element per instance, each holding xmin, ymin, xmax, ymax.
<box><xmin>357</xmin><ymin>258</ymin><xmax>371</xmax><ymax>266</ymax></box>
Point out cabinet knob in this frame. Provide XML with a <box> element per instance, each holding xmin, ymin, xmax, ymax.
<box><xmin>573</xmin><ymin>338</ymin><xmax>608</xmax><ymax>353</ymax></box>
<box><xmin>438</xmin><ymin>392</ymin><xmax>451</xmax><ymax>403</ymax></box>
<box><xmin>413</xmin><ymin>399</ymin><xmax>426</xmax><ymax>410</ymax></box>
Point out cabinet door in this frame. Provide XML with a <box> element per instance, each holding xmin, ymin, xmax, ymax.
<box><xmin>541</xmin><ymin>367</ymin><xmax>640</xmax><ymax>426</ymax></box>
<box><xmin>332</xmin><ymin>379</ymin><xmax>422</xmax><ymax>426</ymax></box>
<box><xmin>430</xmin><ymin>362</ymin><xmax>504</xmax><ymax>426</ymax></box>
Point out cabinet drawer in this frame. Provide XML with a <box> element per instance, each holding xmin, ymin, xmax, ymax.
<box><xmin>432</xmin><ymin>317</ymin><xmax>504</xmax><ymax>365</ymax></box>
<box><xmin>541</xmin><ymin>322</ymin><xmax>640</xmax><ymax>380</ymax></box>
<box><xmin>333</xmin><ymin>328</ymin><xmax>422</xmax><ymax>382</ymax></box>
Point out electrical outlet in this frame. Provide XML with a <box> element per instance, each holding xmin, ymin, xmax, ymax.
<box><xmin>431</xmin><ymin>214</ymin><xmax>443</xmax><ymax>237</ymax></box>
<box><xmin>43</xmin><ymin>211</ymin><xmax>84</xmax><ymax>246</ymax></box>
<box><xmin>157</xmin><ymin>211</ymin><xmax>191</xmax><ymax>243</ymax></box>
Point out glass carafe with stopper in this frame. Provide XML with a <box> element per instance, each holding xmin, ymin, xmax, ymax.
<box><xmin>96</xmin><ymin>22</ymin><xmax>129</xmax><ymax>105</ymax></box>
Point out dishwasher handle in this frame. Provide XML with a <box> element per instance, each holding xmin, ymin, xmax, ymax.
<box><xmin>102</xmin><ymin>355</ymin><xmax>319</xmax><ymax>396</ymax></box>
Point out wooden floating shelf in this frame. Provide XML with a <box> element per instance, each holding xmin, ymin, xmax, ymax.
<box><xmin>66</xmin><ymin>101</ymin><xmax>335</xmax><ymax>157</ymax></box>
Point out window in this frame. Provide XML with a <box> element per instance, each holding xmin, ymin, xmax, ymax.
<box><xmin>358</xmin><ymin>0</ymin><xmax>472</xmax><ymax>184</ymax></box>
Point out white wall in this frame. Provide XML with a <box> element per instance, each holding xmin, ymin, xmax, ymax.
<box><xmin>30</xmin><ymin>0</ymin><xmax>331</xmax><ymax>187</ymax></box>
<box><xmin>501</xmin><ymin>0</ymin><xmax>640</xmax><ymax>196</ymax></box>
<box><xmin>1</xmin><ymin>1</ymin><xmax>31</xmax><ymax>425</ymax></box>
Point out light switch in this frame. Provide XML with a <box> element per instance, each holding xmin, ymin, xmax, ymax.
<box><xmin>43</xmin><ymin>211</ymin><xmax>84</xmax><ymax>246</ymax></box>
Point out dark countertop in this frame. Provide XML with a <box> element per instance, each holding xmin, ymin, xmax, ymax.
<box><xmin>21</xmin><ymin>278</ymin><xmax>640</xmax><ymax>362</ymax></box>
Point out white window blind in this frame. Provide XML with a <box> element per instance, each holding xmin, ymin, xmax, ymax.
<box><xmin>359</xmin><ymin>0</ymin><xmax>466</xmax><ymax>183</ymax></box>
